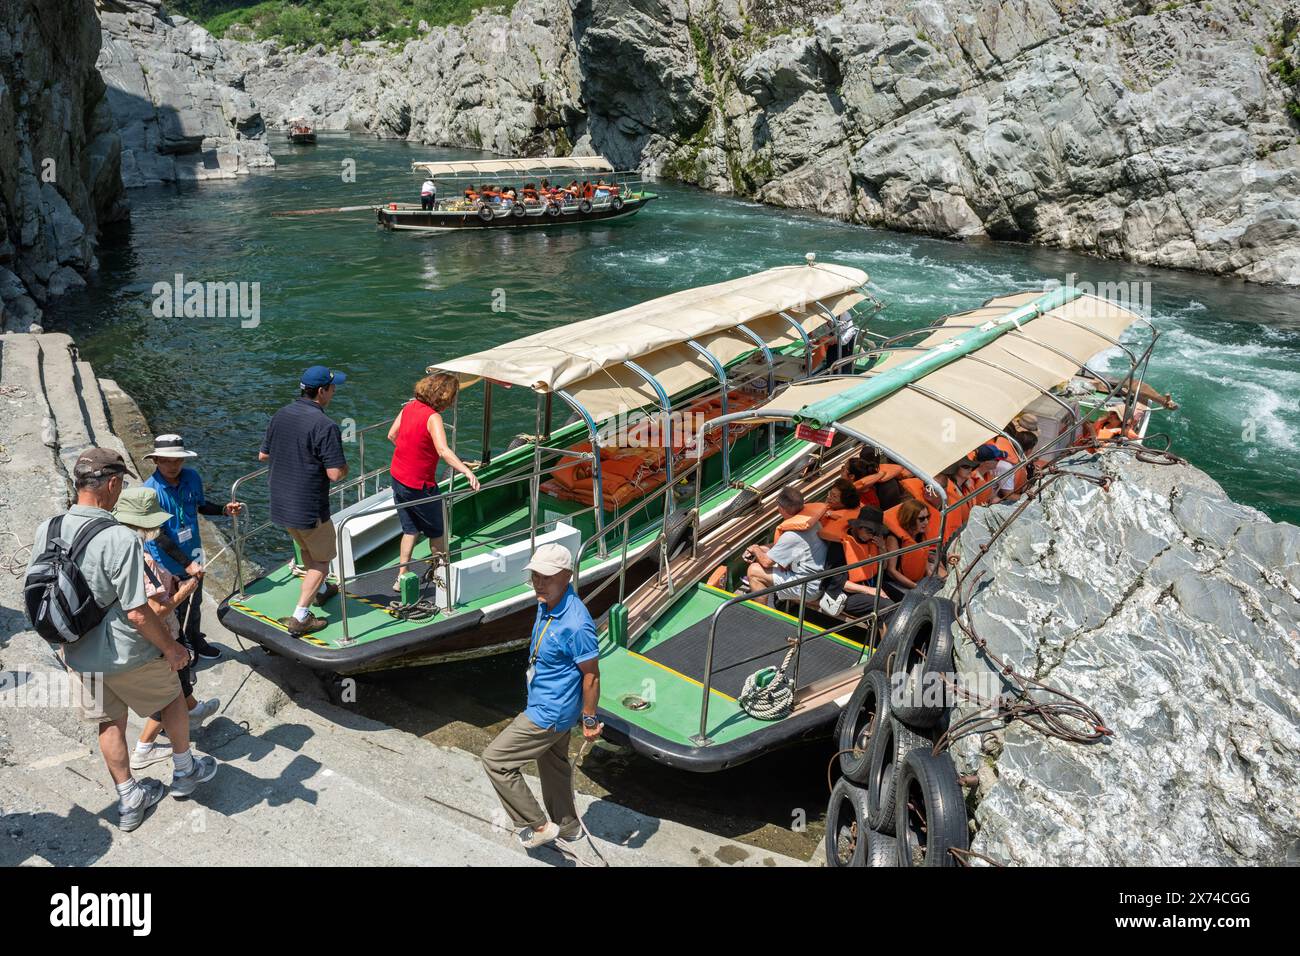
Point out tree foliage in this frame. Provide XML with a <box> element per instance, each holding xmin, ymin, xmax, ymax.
<box><xmin>176</xmin><ymin>1</ymin><xmax>514</xmax><ymax>45</ymax></box>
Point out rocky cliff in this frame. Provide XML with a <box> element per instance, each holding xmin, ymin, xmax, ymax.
<box><xmin>0</xmin><ymin>0</ymin><xmax>126</xmax><ymax>332</ymax></box>
<box><xmin>97</xmin><ymin>0</ymin><xmax>275</xmax><ymax>186</ymax></box>
<box><xmin>217</xmin><ymin>0</ymin><xmax>1300</xmax><ymax>286</ymax></box>
<box><xmin>942</xmin><ymin>448</ymin><xmax>1299</xmax><ymax>865</ymax></box>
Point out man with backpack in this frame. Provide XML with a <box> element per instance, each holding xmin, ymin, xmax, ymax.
<box><xmin>25</xmin><ymin>448</ymin><xmax>218</xmax><ymax>831</ymax></box>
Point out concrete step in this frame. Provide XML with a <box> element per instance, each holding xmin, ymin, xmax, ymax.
<box><xmin>75</xmin><ymin>360</ymin><xmax>130</xmax><ymax>461</ymax></box>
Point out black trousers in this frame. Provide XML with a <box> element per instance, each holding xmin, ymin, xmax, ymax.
<box><xmin>421</xmin><ymin>195</ymin><xmax>435</xmax><ymax>210</ymax></box>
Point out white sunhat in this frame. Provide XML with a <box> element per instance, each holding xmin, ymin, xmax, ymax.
<box><xmin>525</xmin><ymin>543</ymin><xmax>574</xmax><ymax>576</ymax></box>
<box><xmin>146</xmin><ymin>433</ymin><xmax>198</xmax><ymax>459</ymax></box>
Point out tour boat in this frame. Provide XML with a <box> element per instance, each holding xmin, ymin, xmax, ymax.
<box><xmin>286</xmin><ymin>120</ymin><xmax>317</xmax><ymax>144</ymax></box>
<box><xmin>588</xmin><ymin>286</ymin><xmax>1165</xmax><ymax>771</ymax></box>
<box><xmin>376</xmin><ymin>156</ymin><xmax>656</xmax><ymax>231</ymax></box>
<box><xmin>216</xmin><ymin>259</ymin><xmax>873</xmax><ymax>672</ymax></box>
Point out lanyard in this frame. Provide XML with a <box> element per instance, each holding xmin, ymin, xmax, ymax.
<box><xmin>529</xmin><ymin>616</ymin><xmax>552</xmax><ymax>666</ymax></box>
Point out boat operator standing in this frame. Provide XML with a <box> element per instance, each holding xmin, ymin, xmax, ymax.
<box><xmin>420</xmin><ymin>177</ymin><xmax>436</xmax><ymax>211</ymax></box>
<box><xmin>481</xmin><ymin>543</ymin><xmax>601</xmax><ymax>851</ymax></box>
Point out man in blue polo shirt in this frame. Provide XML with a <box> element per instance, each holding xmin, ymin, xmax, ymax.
<box><xmin>143</xmin><ymin>434</ymin><xmax>245</xmax><ymax>660</ymax></box>
<box><xmin>482</xmin><ymin>543</ymin><xmax>601</xmax><ymax>850</ymax></box>
<box><xmin>259</xmin><ymin>365</ymin><xmax>349</xmax><ymax>637</ymax></box>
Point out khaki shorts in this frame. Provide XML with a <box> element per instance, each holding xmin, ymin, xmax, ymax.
<box><xmin>289</xmin><ymin>519</ymin><xmax>338</xmax><ymax>564</ymax></box>
<box><xmin>72</xmin><ymin>657</ymin><xmax>183</xmax><ymax>724</ymax></box>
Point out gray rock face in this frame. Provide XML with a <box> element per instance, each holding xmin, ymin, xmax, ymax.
<box><xmin>217</xmin><ymin>0</ymin><xmax>1300</xmax><ymax>286</ymax></box>
<box><xmin>0</xmin><ymin>0</ymin><xmax>126</xmax><ymax>331</ymax></box>
<box><xmin>97</xmin><ymin>0</ymin><xmax>275</xmax><ymax>187</ymax></box>
<box><xmin>941</xmin><ymin>450</ymin><xmax>1300</xmax><ymax>865</ymax></box>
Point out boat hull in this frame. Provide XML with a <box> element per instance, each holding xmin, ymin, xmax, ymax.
<box><xmin>376</xmin><ymin>194</ymin><xmax>655</xmax><ymax>231</ymax></box>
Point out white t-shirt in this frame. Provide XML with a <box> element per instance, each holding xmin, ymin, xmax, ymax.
<box><xmin>834</xmin><ymin>311</ymin><xmax>857</xmax><ymax>346</ymax></box>
<box><xmin>994</xmin><ymin>459</ymin><xmax>1015</xmax><ymax>493</ymax></box>
<box><xmin>421</xmin><ymin>180</ymin><xmax>435</xmax><ymax>196</ymax></box>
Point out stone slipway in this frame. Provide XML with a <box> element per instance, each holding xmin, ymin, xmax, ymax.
<box><xmin>0</xmin><ymin>332</ymin><xmax>804</xmax><ymax>867</ymax></box>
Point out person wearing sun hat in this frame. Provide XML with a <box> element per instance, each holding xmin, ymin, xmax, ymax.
<box><xmin>143</xmin><ymin>433</ymin><xmax>245</xmax><ymax>660</ymax></box>
<box><xmin>258</xmin><ymin>365</ymin><xmax>350</xmax><ymax>637</ymax></box>
<box><xmin>113</xmin><ymin>487</ymin><xmax>223</xmax><ymax>773</ymax></box>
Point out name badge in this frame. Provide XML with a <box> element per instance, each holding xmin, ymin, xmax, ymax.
<box><xmin>176</xmin><ymin>527</ymin><xmax>194</xmax><ymax>545</ymax></box>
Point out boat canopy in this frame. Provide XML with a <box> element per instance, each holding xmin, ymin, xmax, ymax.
<box><xmin>739</xmin><ymin>289</ymin><xmax>1145</xmax><ymax>481</ymax></box>
<box><xmin>410</xmin><ymin>156</ymin><xmax>615</xmax><ymax>178</ymax></box>
<box><xmin>429</xmin><ymin>263</ymin><xmax>868</xmax><ymax>420</ymax></box>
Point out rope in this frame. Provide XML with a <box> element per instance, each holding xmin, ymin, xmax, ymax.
<box><xmin>0</xmin><ymin>531</ymin><xmax>32</xmax><ymax>577</ymax></box>
<box><xmin>386</xmin><ymin>558</ymin><xmax>445</xmax><ymax>620</ymax></box>
<box><xmin>736</xmin><ymin>643</ymin><xmax>797</xmax><ymax>721</ymax></box>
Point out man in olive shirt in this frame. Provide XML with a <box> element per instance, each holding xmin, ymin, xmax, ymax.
<box><xmin>28</xmin><ymin>449</ymin><xmax>218</xmax><ymax>831</ymax></box>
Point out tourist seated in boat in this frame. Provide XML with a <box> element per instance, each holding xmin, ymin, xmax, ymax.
<box><xmin>744</xmin><ymin>486</ymin><xmax>828</xmax><ymax>606</ymax></box>
<box><xmin>818</xmin><ymin>479</ymin><xmax>861</xmax><ymax>562</ymax></box>
<box><xmin>882</xmin><ymin>497</ymin><xmax>933</xmax><ymax>591</ymax></box>
<box><xmin>581</xmin><ymin>180</ymin><xmax>594</xmax><ymax>199</ymax></box>
<box><xmin>521</xmin><ymin>183</ymin><xmax>539</xmax><ymax>203</ymax></box>
<box><xmin>593</xmin><ymin>180</ymin><xmax>610</xmax><ymax>200</ymax></box>
<box><xmin>996</xmin><ymin>432</ymin><xmax>1038</xmax><ymax>501</ymax></box>
<box><xmin>843</xmin><ymin>457</ymin><xmax>881</xmax><ymax>507</ymax></box>
<box><xmin>837</xmin><ymin>505</ymin><xmax>901</xmax><ymax>620</ymax></box>
<box><xmin>387</xmin><ymin>372</ymin><xmax>481</xmax><ymax>591</ymax></box>
<box><xmin>1088</xmin><ymin>406</ymin><xmax>1142</xmax><ymax>442</ymax></box>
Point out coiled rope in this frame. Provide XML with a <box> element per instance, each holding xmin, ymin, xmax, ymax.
<box><xmin>737</xmin><ymin>643</ymin><xmax>797</xmax><ymax>720</ymax></box>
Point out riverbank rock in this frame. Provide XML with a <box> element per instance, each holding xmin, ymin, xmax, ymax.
<box><xmin>97</xmin><ymin>0</ymin><xmax>275</xmax><ymax>187</ymax></box>
<box><xmin>941</xmin><ymin>449</ymin><xmax>1300</xmax><ymax>865</ymax></box>
<box><xmin>212</xmin><ymin>0</ymin><xmax>1300</xmax><ymax>286</ymax></box>
<box><xmin>0</xmin><ymin>0</ymin><xmax>127</xmax><ymax>331</ymax></box>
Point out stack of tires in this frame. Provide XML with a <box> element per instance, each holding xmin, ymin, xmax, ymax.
<box><xmin>824</xmin><ymin>580</ymin><xmax>969</xmax><ymax>867</ymax></box>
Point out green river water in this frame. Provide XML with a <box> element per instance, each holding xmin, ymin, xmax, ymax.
<box><xmin>54</xmin><ymin>134</ymin><xmax>1300</xmax><ymax>530</ymax></box>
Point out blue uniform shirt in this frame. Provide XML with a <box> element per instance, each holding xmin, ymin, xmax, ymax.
<box><xmin>144</xmin><ymin>467</ymin><xmax>207</xmax><ymax>576</ymax></box>
<box><xmin>524</xmin><ymin>586</ymin><xmax>599</xmax><ymax>732</ymax></box>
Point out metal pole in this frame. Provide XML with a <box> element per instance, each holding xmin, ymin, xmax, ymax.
<box><xmin>481</xmin><ymin>381</ymin><xmax>493</xmax><ymax>467</ymax></box>
<box><xmin>792</xmin><ymin>581</ymin><xmax>807</xmax><ymax>689</ymax></box>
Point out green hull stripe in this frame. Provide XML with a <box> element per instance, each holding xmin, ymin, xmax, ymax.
<box><xmin>794</xmin><ymin>285</ymin><xmax>1083</xmax><ymax>429</ymax></box>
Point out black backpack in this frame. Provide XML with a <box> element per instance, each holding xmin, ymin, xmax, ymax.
<box><xmin>23</xmin><ymin>514</ymin><xmax>119</xmax><ymax>645</ymax></box>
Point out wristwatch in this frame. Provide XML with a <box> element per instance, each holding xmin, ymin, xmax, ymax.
<box><xmin>581</xmin><ymin>714</ymin><xmax>599</xmax><ymax>729</ymax></box>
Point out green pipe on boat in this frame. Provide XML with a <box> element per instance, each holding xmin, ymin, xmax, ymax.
<box><xmin>793</xmin><ymin>285</ymin><xmax>1086</xmax><ymax>429</ymax></box>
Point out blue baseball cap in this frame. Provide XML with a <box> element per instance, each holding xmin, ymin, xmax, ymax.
<box><xmin>300</xmin><ymin>365</ymin><xmax>347</xmax><ymax>389</ymax></box>
<box><xmin>975</xmin><ymin>443</ymin><xmax>1007</xmax><ymax>462</ymax></box>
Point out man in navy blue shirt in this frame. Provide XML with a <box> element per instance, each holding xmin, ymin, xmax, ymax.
<box><xmin>259</xmin><ymin>366</ymin><xmax>349</xmax><ymax>637</ymax></box>
<box><xmin>482</xmin><ymin>543</ymin><xmax>600</xmax><ymax>850</ymax></box>
<box><xmin>143</xmin><ymin>434</ymin><xmax>244</xmax><ymax>659</ymax></box>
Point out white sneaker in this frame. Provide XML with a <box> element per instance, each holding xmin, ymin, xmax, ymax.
<box><xmin>518</xmin><ymin>822</ymin><xmax>560</xmax><ymax>849</ymax></box>
<box><xmin>130</xmin><ymin>742</ymin><xmax>173</xmax><ymax>771</ymax></box>
<box><xmin>820</xmin><ymin>591</ymin><xmax>848</xmax><ymax>616</ymax></box>
<box><xmin>189</xmin><ymin>698</ymin><xmax>220</xmax><ymax>725</ymax></box>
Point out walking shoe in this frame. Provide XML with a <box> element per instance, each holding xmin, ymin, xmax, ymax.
<box><xmin>518</xmin><ymin>822</ymin><xmax>560</xmax><ymax>849</ymax></box>
<box><xmin>819</xmin><ymin>591</ymin><xmax>848</xmax><ymax>617</ymax></box>
<box><xmin>189</xmin><ymin>697</ymin><xmax>220</xmax><ymax>725</ymax></box>
<box><xmin>130</xmin><ymin>742</ymin><xmax>173</xmax><ymax>771</ymax></box>
<box><xmin>313</xmin><ymin>583</ymin><xmax>340</xmax><ymax>606</ymax></box>
<box><xmin>119</xmin><ymin>778</ymin><xmax>166</xmax><ymax>832</ymax></box>
<box><xmin>170</xmin><ymin>754</ymin><xmax>218</xmax><ymax>798</ymax></box>
<box><xmin>280</xmin><ymin>613</ymin><xmax>327</xmax><ymax>636</ymax></box>
<box><xmin>557</xmin><ymin>823</ymin><xmax>582</xmax><ymax>843</ymax></box>
<box><xmin>192</xmin><ymin>639</ymin><xmax>221</xmax><ymax>660</ymax></box>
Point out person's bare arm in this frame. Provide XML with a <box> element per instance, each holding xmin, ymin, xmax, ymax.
<box><xmin>386</xmin><ymin>407</ymin><xmax>403</xmax><ymax>443</ymax></box>
<box><xmin>325</xmin><ymin>463</ymin><xmax>348</xmax><ymax>481</ymax></box>
<box><xmin>428</xmin><ymin>412</ymin><xmax>479</xmax><ymax>491</ymax></box>
<box><xmin>258</xmin><ymin>451</ymin><xmax>269</xmax><ymax>462</ymax></box>
<box><xmin>578</xmin><ymin>658</ymin><xmax>601</xmax><ymax>740</ymax></box>
<box><xmin>126</xmin><ymin>602</ymin><xmax>189</xmax><ymax>670</ymax></box>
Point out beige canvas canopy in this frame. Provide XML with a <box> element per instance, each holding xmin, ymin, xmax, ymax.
<box><xmin>411</xmin><ymin>156</ymin><xmax>615</xmax><ymax>178</ymax></box>
<box><xmin>740</xmin><ymin>290</ymin><xmax>1146</xmax><ymax>484</ymax></box>
<box><xmin>429</xmin><ymin>262</ymin><xmax>869</xmax><ymax>419</ymax></box>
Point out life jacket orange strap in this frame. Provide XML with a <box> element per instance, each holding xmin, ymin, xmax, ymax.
<box><xmin>773</xmin><ymin>503</ymin><xmax>827</xmax><ymax>542</ymax></box>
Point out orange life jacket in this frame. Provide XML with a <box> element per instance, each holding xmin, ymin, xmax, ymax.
<box><xmin>772</xmin><ymin>504</ymin><xmax>827</xmax><ymax>543</ymax></box>
<box><xmin>843</xmin><ymin>536</ymin><xmax>882</xmax><ymax>585</ymax></box>
<box><xmin>993</xmin><ymin>436</ymin><xmax>1026</xmax><ymax>492</ymax></box>
<box><xmin>899</xmin><ymin>476</ymin><xmax>926</xmax><ymax>502</ymax></box>
<box><xmin>944</xmin><ymin>479</ymin><xmax>969</xmax><ymax>534</ymax></box>
<box><xmin>883</xmin><ymin>504</ymin><xmax>930</xmax><ymax>582</ymax></box>
<box><xmin>818</xmin><ymin>507</ymin><xmax>859</xmax><ymax>543</ymax></box>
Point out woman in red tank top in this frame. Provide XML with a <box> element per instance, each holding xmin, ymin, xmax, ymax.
<box><xmin>387</xmin><ymin>373</ymin><xmax>480</xmax><ymax>590</ymax></box>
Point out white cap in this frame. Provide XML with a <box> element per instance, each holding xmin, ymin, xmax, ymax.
<box><xmin>525</xmin><ymin>543</ymin><xmax>574</xmax><ymax>576</ymax></box>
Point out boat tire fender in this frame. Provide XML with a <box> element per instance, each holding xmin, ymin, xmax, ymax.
<box><xmin>865</xmin><ymin>826</ymin><xmax>899</xmax><ymax>867</ymax></box>
<box><xmin>612</xmin><ymin>196</ymin><xmax>624</xmax><ymax>211</ymax></box>
<box><xmin>546</xmin><ymin>202</ymin><xmax>560</xmax><ymax>217</ymax></box>
<box><xmin>865</xmin><ymin>575</ymin><xmax>940</xmax><ymax>675</ymax></box>
<box><xmin>889</xmin><ymin>596</ymin><xmax>957</xmax><ymax>729</ymax></box>
<box><xmin>824</xmin><ymin>778</ymin><xmax>871</xmax><ymax>867</ymax></box>
<box><xmin>579</xmin><ymin>199</ymin><xmax>593</xmax><ymax>214</ymax></box>
<box><xmin>895</xmin><ymin>748</ymin><xmax>968</xmax><ymax>867</ymax></box>
<box><xmin>838</xmin><ymin>668</ymin><xmax>890</xmax><ymax>784</ymax></box>
<box><xmin>477</xmin><ymin>204</ymin><xmax>494</xmax><ymax>222</ymax></box>
<box><xmin>511</xmin><ymin>203</ymin><xmax>526</xmax><ymax>218</ymax></box>
<box><xmin>864</xmin><ymin>715</ymin><xmax>931</xmax><ymax>834</ymax></box>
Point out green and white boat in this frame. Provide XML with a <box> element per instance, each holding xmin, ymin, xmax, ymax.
<box><xmin>591</xmin><ymin>286</ymin><xmax>1163</xmax><ymax>771</ymax></box>
<box><xmin>217</xmin><ymin>259</ymin><xmax>874</xmax><ymax>672</ymax></box>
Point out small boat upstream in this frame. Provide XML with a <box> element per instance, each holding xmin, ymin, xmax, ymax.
<box><xmin>285</xmin><ymin>119</ymin><xmax>317</xmax><ymax>144</ymax></box>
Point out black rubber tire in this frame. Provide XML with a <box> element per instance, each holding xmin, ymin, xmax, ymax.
<box><xmin>546</xmin><ymin>202</ymin><xmax>560</xmax><ymax>216</ymax></box>
<box><xmin>895</xmin><ymin>748</ymin><xmax>968</xmax><ymax>867</ymax></box>
<box><xmin>511</xmin><ymin>202</ymin><xmax>526</xmax><ymax>218</ymax></box>
<box><xmin>611</xmin><ymin>196</ymin><xmax>624</xmax><ymax>211</ymax></box>
<box><xmin>579</xmin><ymin>198</ymin><xmax>593</xmax><ymax>214</ymax></box>
<box><xmin>865</xmin><ymin>575</ymin><xmax>940</xmax><ymax>675</ymax></box>
<box><xmin>837</xmin><ymin>669</ymin><xmax>890</xmax><ymax>784</ymax></box>
<box><xmin>477</xmin><ymin>204</ymin><xmax>494</xmax><ymax>222</ymax></box>
<box><xmin>865</xmin><ymin>826</ymin><xmax>898</xmax><ymax>867</ymax></box>
<box><xmin>864</xmin><ymin>716</ymin><xmax>932</xmax><ymax>834</ymax></box>
<box><xmin>824</xmin><ymin>778</ymin><xmax>871</xmax><ymax>867</ymax></box>
<box><xmin>890</xmin><ymin>596</ymin><xmax>957</xmax><ymax>729</ymax></box>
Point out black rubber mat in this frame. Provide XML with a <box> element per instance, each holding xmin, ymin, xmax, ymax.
<box><xmin>641</xmin><ymin>603</ymin><xmax>863</xmax><ymax>699</ymax></box>
<box><xmin>342</xmin><ymin>560</ymin><xmax>437</xmax><ymax>608</ymax></box>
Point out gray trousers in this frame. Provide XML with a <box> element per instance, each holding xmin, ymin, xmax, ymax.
<box><xmin>481</xmin><ymin>713</ymin><xmax>579</xmax><ymax>836</ymax></box>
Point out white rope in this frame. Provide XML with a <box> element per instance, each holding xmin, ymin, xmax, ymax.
<box><xmin>737</xmin><ymin>644</ymin><xmax>797</xmax><ymax>721</ymax></box>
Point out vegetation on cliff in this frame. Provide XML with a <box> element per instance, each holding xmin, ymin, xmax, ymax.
<box><xmin>174</xmin><ymin>0</ymin><xmax>513</xmax><ymax>44</ymax></box>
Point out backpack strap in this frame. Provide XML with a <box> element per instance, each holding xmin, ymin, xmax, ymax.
<box><xmin>65</xmin><ymin>517</ymin><xmax>119</xmax><ymax>563</ymax></box>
